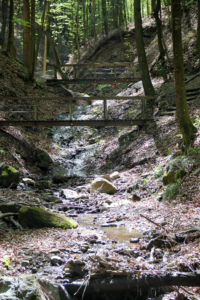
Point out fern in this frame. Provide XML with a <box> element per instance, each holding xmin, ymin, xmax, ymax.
<box><xmin>163</xmin><ymin>183</ymin><xmax>181</xmax><ymax>202</ymax></box>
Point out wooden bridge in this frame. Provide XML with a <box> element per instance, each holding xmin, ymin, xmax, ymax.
<box><xmin>46</xmin><ymin>62</ymin><xmax>141</xmax><ymax>85</ymax></box>
<box><xmin>0</xmin><ymin>95</ymin><xmax>155</xmax><ymax>127</ymax></box>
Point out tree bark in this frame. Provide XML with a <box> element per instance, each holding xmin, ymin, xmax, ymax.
<box><xmin>28</xmin><ymin>0</ymin><xmax>35</xmax><ymax>81</ymax></box>
<box><xmin>64</xmin><ymin>272</ymin><xmax>200</xmax><ymax>296</ymax></box>
<box><xmin>43</xmin><ymin>1</ymin><xmax>50</xmax><ymax>75</ymax></box>
<box><xmin>171</xmin><ymin>0</ymin><xmax>197</xmax><ymax>149</ymax></box>
<box><xmin>1</xmin><ymin>0</ymin><xmax>8</xmax><ymax>48</ymax></box>
<box><xmin>154</xmin><ymin>0</ymin><xmax>165</xmax><ymax>61</ymax></box>
<box><xmin>102</xmin><ymin>0</ymin><xmax>108</xmax><ymax>35</ymax></box>
<box><xmin>7</xmin><ymin>0</ymin><xmax>16</xmax><ymax>57</ymax></box>
<box><xmin>134</xmin><ymin>0</ymin><xmax>155</xmax><ymax>96</ymax></box>
<box><xmin>34</xmin><ymin>0</ymin><xmax>46</xmax><ymax>69</ymax></box>
<box><xmin>198</xmin><ymin>0</ymin><xmax>200</xmax><ymax>62</ymax></box>
<box><xmin>23</xmin><ymin>0</ymin><xmax>31</xmax><ymax>68</ymax></box>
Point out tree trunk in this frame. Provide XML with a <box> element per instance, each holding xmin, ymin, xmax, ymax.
<box><xmin>1</xmin><ymin>0</ymin><xmax>8</xmax><ymax>48</ymax></box>
<box><xmin>7</xmin><ymin>0</ymin><xmax>16</xmax><ymax>57</ymax></box>
<box><xmin>198</xmin><ymin>0</ymin><xmax>200</xmax><ymax>62</ymax></box>
<box><xmin>34</xmin><ymin>0</ymin><xmax>46</xmax><ymax>69</ymax></box>
<box><xmin>134</xmin><ymin>0</ymin><xmax>155</xmax><ymax>96</ymax></box>
<box><xmin>23</xmin><ymin>0</ymin><xmax>31</xmax><ymax>68</ymax></box>
<box><xmin>43</xmin><ymin>0</ymin><xmax>50</xmax><ymax>75</ymax></box>
<box><xmin>91</xmin><ymin>0</ymin><xmax>96</xmax><ymax>38</ymax></box>
<box><xmin>64</xmin><ymin>272</ymin><xmax>200</xmax><ymax>297</ymax></box>
<box><xmin>171</xmin><ymin>0</ymin><xmax>197</xmax><ymax>149</ymax></box>
<box><xmin>102</xmin><ymin>0</ymin><xmax>108</xmax><ymax>35</ymax></box>
<box><xmin>154</xmin><ymin>0</ymin><xmax>165</xmax><ymax>61</ymax></box>
<box><xmin>82</xmin><ymin>0</ymin><xmax>86</xmax><ymax>45</ymax></box>
<box><xmin>75</xmin><ymin>0</ymin><xmax>80</xmax><ymax>60</ymax></box>
<box><xmin>28</xmin><ymin>0</ymin><xmax>35</xmax><ymax>81</ymax></box>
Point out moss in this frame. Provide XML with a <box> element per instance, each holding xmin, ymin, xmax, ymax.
<box><xmin>34</xmin><ymin>180</ymin><xmax>52</xmax><ymax>190</ymax></box>
<box><xmin>174</xmin><ymin>169</ymin><xmax>186</xmax><ymax>181</ymax></box>
<box><xmin>0</xmin><ymin>165</ymin><xmax>19</xmax><ymax>188</ymax></box>
<box><xmin>19</xmin><ymin>206</ymin><xmax>78</xmax><ymax>229</ymax></box>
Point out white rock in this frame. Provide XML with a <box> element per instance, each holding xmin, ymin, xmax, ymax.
<box><xmin>50</xmin><ymin>256</ymin><xmax>63</xmax><ymax>266</ymax></box>
<box><xmin>90</xmin><ymin>178</ymin><xmax>117</xmax><ymax>194</ymax></box>
<box><xmin>61</xmin><ymin>189</ymin><xmax>79</xmax><ymax>200</ymax></box>
<box><xmin>22</xmin><ymin>178</ymin><xmax>35</xmax><ymax>185</ymax></box>
<box><xmin>110</xmin><ymin>171</ymin><xmax>120</xmax><ymax>180</ymax></box>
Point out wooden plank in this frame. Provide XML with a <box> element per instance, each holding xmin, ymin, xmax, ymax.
<box><xmin>48</xmin><ymin>62</ymin><xmax>136</xmax><ymax>67</ymax></box>
<box><xmin>46</xmin><ymin>78</ymin><xmax>141</xmax><ymax>84</ymax></box>
<box><xmin>104</xmin><ymin>99</ymin><xmax>108</xmax><ymax>120</ymax></box>
<box><xmin>34</xmin><ymin>99</ymin><xmax>38</xmax><ymax>121</ymax></box>
<box><xmin>0</xmin><ymin>119</ymin><xmax>153</xmax><ymax>127</ymax></box>
<box><xmin>0</xmin><ymin>95</ymin><xmax>155</xmax><ymax>101</ymax></box>
<box><xmin>141</xmin><ymin>99</ymin><xmax>146</xmax><ymax>119</ymax></box>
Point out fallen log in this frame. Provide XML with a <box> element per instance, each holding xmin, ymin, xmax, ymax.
<box><xmin>64</xmin><ymin>272</ymin><xmax>200</xmax><ymax>296</ymax></box>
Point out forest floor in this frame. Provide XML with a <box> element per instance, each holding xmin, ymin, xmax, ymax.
<box><xmin>1</xmin><ymin>5</ymin><xmax>200</xmax><ymax>300</ymax></box>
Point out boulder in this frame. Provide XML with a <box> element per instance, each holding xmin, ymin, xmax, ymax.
<box><xmin>90</xmin><ymin>178</ymin><xmax>117</xmax><ymax>194</ymax></box>
<box><xmin>60</xmin><ymin>189</ymin><xmax>79</xmax><ymax>200</ymax></box>
<box><xmin>52</xmin><ymin>174</ymin><xmax>70</xmax><ymax>183</ymax></box>
<box><xmin>0</xmin><ymin>165</ymin><xmax>19</xmax><ymax>188</ymax></box>
<box><xmin>101</xmin><ymin>174</ymin><xmax>111</xmax><ymax>181</ymax></box>
<box><xmin>18</xmin><ymin>206</ymin><xmax>78</xmax><ymax>229</ymax></box>
<box><xmin>110</xmin><ymin>171</ymin><xmax>120</xmax><ymax>180</ymax></box>
<box><xmin>22</xmin><ymin>178</ymin><xmax>35</xmax><ymax>185</ymax></box>
<box><xmin>36</xmin><ymin>150</ymin><xmax>52</xmax><ymax>170</ymax></box>
<box><xmin>0</xmin><ymin>202</ymin><xmax>21</xmax><ymax>213</ymax></box>
<box><xmin>34</xmin><ymin>180</ymin><xmax>52</xmax><ymax>190</ymax></box>
<box><xmin>0</xmin><ymin>275</ymin><xmax>46</xmax><ymax>300</ymax></box>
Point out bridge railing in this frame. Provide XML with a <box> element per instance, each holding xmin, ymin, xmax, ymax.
<box><xmin>0</xmin><ymin>95</ymin><xmax>155</xmax><ymax>126</ymax></box>
<box><xmin>48</xmin><ymin>62</ymin><xmax>139</xmax><ymax>81</ymax></box>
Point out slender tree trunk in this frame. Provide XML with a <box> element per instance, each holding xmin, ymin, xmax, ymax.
<box><xmin>102</xmin><ymin>0</ymin><xmax>108</xmax><ymax>35</ymax></box>
<box><xmin>29</xmin><ymin>0</ymin><xmax>35</xmax><ymax>81</ymax></box>
<box><xmin>154</xmin><ymin>0</ymin><xmax>165</xmax><ymax>60</ymax></box>
<box><xmin>171</xmin><ymin>0</ymin><xmax>197</xmax><ymax>149</ymax></box>
<box><xmin>23</xmin><ymin>0</ymin><xmax>31</xmax><ymax>68</ymax></box>
<box><xmin>91</xmin><ymin>0</ymin><xmax>96</xmax><ymax>38</ymax></box>
<box><xmin>198</xmin><ymin>0</ymin><xmax>200</xmax><ymax>63</ymax></box>
<box><xmin>7</xmin><ymin>0</ymin><xmax>16</xmax><ymax>57</ymax></box>
<box><xmin>43</xmin><ymin>0</ymin><xmax>50</xmax><ymax>75</ymax></box>
<box><xmin>35</xmin><ymin>0</ymin><xmax>46</xmax><ymax>68</ymax></box>
<box><xmin>82</xmin><ymin>0</ymin><xmax>86</xmax><ymax>45</ymax></box>
<box><xmin>134</xmin><ymin>0</ymin><xmax>155</xmax><ymax>96</ymax></box>
<box><xmin>1</xmin><ymin>0</ymin><xmax>8</xmax><ymax>48</ymax></box>
<box><xmin>76</xmin><ymin>0</ymin><xmax>80</xmax><ymax>60</ymax></box>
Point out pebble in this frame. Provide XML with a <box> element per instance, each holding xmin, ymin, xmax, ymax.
<box><xmin>50</xmin><ymin>256</ymin><xmax>63</xmax><ymax>266</ymax></box>
<box><xmin>49</xmin><ymin>248</ymin><xmax>60</xmax><ymax>254</ymax></box>
<box><xmin>21</xmin><ymin>260</ymin><xmax>30</xmax><ymax>267</ymax></box>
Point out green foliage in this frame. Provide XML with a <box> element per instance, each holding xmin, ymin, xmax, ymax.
<box><xmin>163</xmin><ymin>183</ymin><xmax>181</xmax><ymax>202</ymax></box>
<box><xmin>154</xmin><ymin>165</ymin><xmax>164</xmax><ymax>178</ymax></box>
<box><xmin>0</xmin><ymin>148</ymin><xmax>5</xmax><ymax>155</ymax></box>
<box><xmin>3</xmin><ymin>256</ymin><xmax>11</xmax><ymax>270</ymax></box>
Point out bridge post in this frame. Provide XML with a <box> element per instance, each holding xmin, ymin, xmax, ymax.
<box><xmin>141</xmin><ymin>99</ymin><xmax>146</xmax><ymax>119</ymax></box>
<box><xmin>134</xmin><ymin>65</ymin><xmax>137</xmax><ymax>78</ymax></box>
<box><xmin>69</xmin><ymin>100</ymin><xmax>72</xmax><ymax>120</ymax></box>
<box><xmin>34</xmin><ymin>100</ymin><xmax>38</xmax><ymax>121</ymax></box>
<box><xmin>73</xmin><ymin>66</ymin><xmax>76</xmax><ymax>79</ymax></box>
<box><xmin>54</xmin><ymin>66</ymin><xmax>57</xmax><ymax>79</ymax></box>
<box><xmin>104</xmin><ymin>99</ymin><xmax>108</xmax><ymax>120</ymax></box>
<box><xmin>114</xmin><ymin>65</ymin><xmax>116</xmax><ymax>78</ymax></box>
<box><xmin>129</xmin><ymin>64</ymin><xmax>131</xmax><ymax>77</ymax></box>
<box><xmin>94</xmin><ymin>66</ymin><xmax>96</xmax><ymax>79</ymax></box>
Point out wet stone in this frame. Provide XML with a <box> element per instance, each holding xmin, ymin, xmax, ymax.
<box><xmin>49</xmin><ymin>248</ymin><xmax>60</xmax><ymax>254</ymax></box>
<box><xmin>50</xmin><ymin>256</ymin><xmax>63</xmax><ymax>266</ymax></box>
<box><xmin>130</xmin><ymin>238</ymin><xmax>139</xmax><ymax>243</ymax></box>
<box><xmin>21</xmin><ymin>260</ymin><xmax>30</xmax><ymax>267</ymax></box>
<box><xmin>101</xmin><ymin>223</ymin><xmax>118</xmax><ymax>227</ymax></box>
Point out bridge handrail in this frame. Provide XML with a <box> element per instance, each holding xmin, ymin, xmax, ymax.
<box><xmin>47</xmin><ymin>62</ymin><xmax>139</xmax><ymax>80</ymax></box>
<box><xmin>0</xmin><ymin>95</ymin><xmax>155</xmax><ymax>123</ymax></box>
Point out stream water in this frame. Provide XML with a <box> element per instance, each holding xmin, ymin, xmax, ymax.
<box><xmin>49</xmin><ymin>104</ymin><xmax>99</xmax><ymax>176</ymax></box>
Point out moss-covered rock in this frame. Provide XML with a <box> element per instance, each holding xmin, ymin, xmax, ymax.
<box><xmin>18</xmin><ymin>206</ymin><xmax>78</xmax><ymax>229</ymax></box>
<box><xmin>34</xmin><ymin>180</ymin><xmax>52</xmax><ymax>190</ymax></box>
<box><xmin>52</xmin><ymin>174</ymin><xmax>70</xmax><ymax>183</ymax></box>
<box><xmin>37</xmin><ymin>150</ymin><xmax>53</xmax><ymax>170</ymax></box>
<box><xmin>0</xmin><ymin>164</ymin><xmax>19</xmax><ymax>188</ymax></box>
